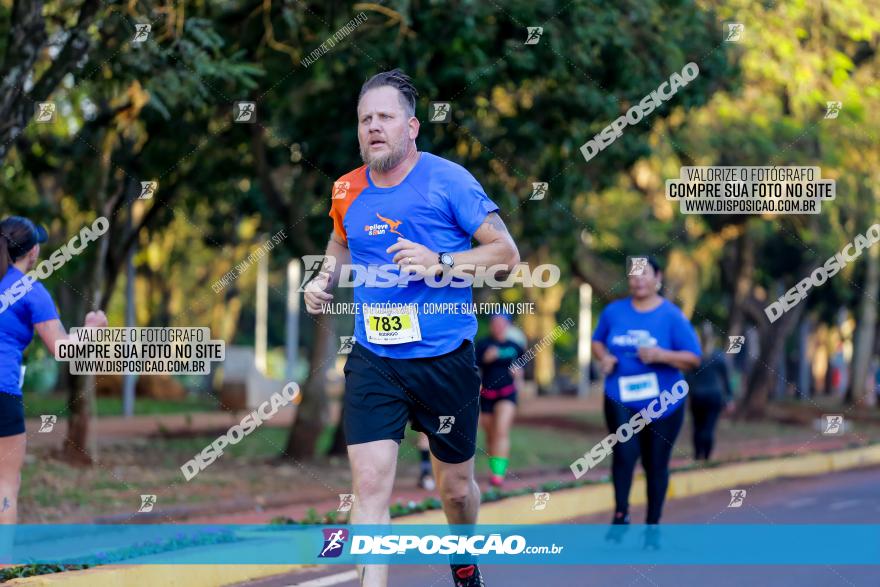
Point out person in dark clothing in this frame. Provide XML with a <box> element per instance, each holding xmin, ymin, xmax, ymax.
<box><xmin>475</xmin><ymin>314</ymin><xmax>525</xmax><ymax>488</ymax></box>
<box><xmin>685</xmin><ymin>330</ymin><xmax>733</xmax><ymax>460</ymax></box>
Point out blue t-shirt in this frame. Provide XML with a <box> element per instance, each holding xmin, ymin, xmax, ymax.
<box><xmin>329</xmin><ymin>152</ymin><xmax>499</xmax><ymax>358</ymax></box>
<box><xmin>592</xmin><ymin>297</ymin><xmax>700</xmax><ymax>417</ymax></box>
<box><xmin>0</xmin><ymin>267</ymin><xmax>60</xmax><ymax>395</ymax></box>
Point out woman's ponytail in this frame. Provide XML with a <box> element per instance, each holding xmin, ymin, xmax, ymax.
<box><xmin>0</xmin><ymin>216</ymin><xmax>42</xmax><ymax>279</ymax></box>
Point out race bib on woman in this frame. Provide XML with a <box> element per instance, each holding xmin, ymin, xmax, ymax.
<box><xmin>618</xmin><ymin>372</ymin><xmax>660</xmax><ymax>402</ymax></box>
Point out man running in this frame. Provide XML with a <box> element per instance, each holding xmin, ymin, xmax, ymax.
<box><xmin>304</xmin><ymin>69</ymin><xmax>519</xmax><ymax>587</ymax></box>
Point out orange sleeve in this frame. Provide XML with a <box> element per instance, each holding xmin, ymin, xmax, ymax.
<box><xmin>328</xmin><ymin>167</ymin><xmax>368</xmax><ymax>246</ymax></box>
<box><xmin>329</xmin><ymin>199</ymin><xmax>348</xmax><ymax>245</ymax></box>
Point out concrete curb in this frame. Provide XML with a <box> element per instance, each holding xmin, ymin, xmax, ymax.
<box><xmin>8</xmin><ymin>443</ymin><xmax>880</xmax><ymax>585</ymax></box>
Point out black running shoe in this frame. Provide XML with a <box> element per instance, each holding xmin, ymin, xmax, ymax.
<box><xmin>451</xmin><ymin>563</ymin><xmax>485</xmax><ymax>587</ymax></box>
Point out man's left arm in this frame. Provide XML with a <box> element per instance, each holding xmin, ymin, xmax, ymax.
<box><xmin>450</xmin><ymin>212</ymin><xmax>520</xmax><ymax>272</ymax></box>
<box><xmin>387</xmin><ymin>212</ymin><xmax>520</xmax><ymax>274</ymax></box>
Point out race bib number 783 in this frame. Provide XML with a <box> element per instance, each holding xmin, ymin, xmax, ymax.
<box><xmin>363</xmin><ymin>305</ymin><xmax>422</xmax><ymax>345</ymax></box>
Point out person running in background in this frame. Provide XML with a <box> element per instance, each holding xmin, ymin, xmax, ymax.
<box><xmin>416</xmin><ymin>432</ymin><xmax>435</xmax><ymax>490</ymax></box>
<box><xmin>0</xmin><ymin>216</ymin><xmax>108</xmax><ymax>526</ymax></box>
<box><xmin>685</xmin><ymin>326</ymin><xmax>734</xmax><ymax>460</ymax></box>
<box><xmin>475</xmin><ymin>314</ymin><xmax>524</xmax><ymax>488</ymax></box>
<box><xmin>591</xmin><ymin>256</ymin><xmax>700</xmax><ymax>525</ymax></box>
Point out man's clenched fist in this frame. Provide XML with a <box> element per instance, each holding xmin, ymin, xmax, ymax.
<box><xmin>304</xmin><ymin>270</ymin><xmax>333</xmax><ymax>314</ymax></box>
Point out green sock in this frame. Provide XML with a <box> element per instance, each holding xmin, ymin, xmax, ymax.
<box><xmin>488</xmin><ymin>456</ymin><xmax>508</xmax><ymax>477</ymax></box>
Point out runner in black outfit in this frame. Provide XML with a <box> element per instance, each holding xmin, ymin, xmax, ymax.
<box><xmin>475</xmin><ymin>314</ymin><xmax>524</xmax><ymax>488</ymax></box>
<box><xmin>685</xmin><ymin>330</ymin><xmax>733</xmax><ymax>460</ymax></box>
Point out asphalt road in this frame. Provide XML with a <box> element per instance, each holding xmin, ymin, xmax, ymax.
<box><xmin>229</xmin><ymin>466</ymin><xmax>880</xmax><ymax>587</ymax></box>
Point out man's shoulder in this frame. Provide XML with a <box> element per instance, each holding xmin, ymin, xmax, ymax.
<box><xmin>330</xmin><ymin>166</ymin><xmax>369</xmax><ymax>206</ymax></box>
<box><xmin>334</xmin><ymin>165</ymin><xmax>368</xmax><ymax>186</ymax></box>
<box><xmin>421</xmin><ymin>152</ymin><xmax>474</xmax><ymax>182</ymax></box>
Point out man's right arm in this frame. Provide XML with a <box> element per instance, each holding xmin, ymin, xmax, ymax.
<box><xmin>324</xmin><ymin>232</ymin><xmax>350</xmax><ymax>289</ymax></box>
<box><xmin>304</xmin><ymin>233</ymin><xmax>350</xmax><ymax>314</ymax></box>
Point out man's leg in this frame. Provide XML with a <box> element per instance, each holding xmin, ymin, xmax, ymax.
<box><xmin>405</xmin><ymin>341</ymin><xmax>484</xmax><ymax>584</ymax></box>
<box><xmin>348</xmin><ymin>440</ymin><xmax>399</xmax><ymax>587</ymax></box>
<box><xmin>432</xmin><ymin>455</ymin><xmax>480</xmax><ymax>524</ymax></box>
<box><xmin>433</xmin><ymin>455</ymin><xmax>485</xmax><ymax>586</ymax></box>
<box><xmin>341</xmin><ymin>342</ymin><xmax>412</xmax><ymax>586</ymax></box>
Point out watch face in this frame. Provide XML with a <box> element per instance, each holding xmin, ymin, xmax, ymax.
<box><xmin>441</xmin><ymin>253</ymin><xmax>454</xmax><ymax>266</ymax></box>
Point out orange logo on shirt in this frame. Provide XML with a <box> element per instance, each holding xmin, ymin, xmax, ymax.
<box><xmin>365</xmin><ymin>213</ymin><xmax>405</xmax><ymax>237</ymax></box>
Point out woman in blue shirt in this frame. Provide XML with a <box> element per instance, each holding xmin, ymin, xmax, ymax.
<box><xmin>591</xmin><ymin>256</ymin><xmax>700</xmax><ymax>525</ymax></box>
<box><xmin>0</xmin><ymin>217</ymin><xmax>107</xmax><ymax>524</ymax></box>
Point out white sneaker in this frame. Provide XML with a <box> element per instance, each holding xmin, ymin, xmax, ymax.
<box><xmin>419</xmin><ymin>473</ymin><xmax>436</xmax><ymax>491</ymax></box>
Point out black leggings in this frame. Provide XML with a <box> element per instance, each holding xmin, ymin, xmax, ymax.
<box><xmin>603</xmin><ymin>395</ymin><xmax>685</xmax><ymax>524</ymax></box>
<box><xmin>689</xmin><ymin>394</ymin><xmax>723</xmax><ymax>460</ymax></box>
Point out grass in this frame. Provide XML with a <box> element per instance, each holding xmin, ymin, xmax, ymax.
<box><xmin>23</xmin><ymin>393</ymin><xmax>219</xmax><ymax>418</ymax></box>
<box><xmin>158</xmin><ymin>427</ymin><xmax>289</xmax><ymax>459</ymax></box>
<box><xmin>566</xmin><ymin>408</ymin><xmax>832</xmax><ymax>441</ymax></box>
<box><xmin>398</xmin><ymin>424</ymin><xmax>594</xmax><ymax>472</ymax></box>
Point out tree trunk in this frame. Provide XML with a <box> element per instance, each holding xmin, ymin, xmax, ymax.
<box><xmin>847</xmin><ymin>243</ymin><xmax>880</xmax><ymax>407</ymax></box>
<box><xmin>742</xmin><ymin>298</ymin><xmax>808</xmax><ymax>418</ymax></box>
<box><xmin>283</xmin><ymin>311</ymin><xmax>334</xmax><ymax>460</ymax></box>
<box><xmin>522</xmin><ymin>246</ymin><xmax>566</xmax><ymax>392</ymax></box>
<box><xmin>327</xmin><ymin>408</ymin><xmax>348</xmax><ymax>456</ymax></box>
<box><xmin>727</xmin><ymin>231</ymin><xmax>755</xmax><ymax>339</ymax></box>
<box><xmin>61</xmin><ymin>155</ymin><xmax>119</xmax><ymax>464</ymax></box>
<box><xmin>62</xmin><ymin>230</ymin><xmax>109</xmax><ymax>462</ymax></box>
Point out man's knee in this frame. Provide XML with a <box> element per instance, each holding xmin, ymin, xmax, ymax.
<box><xmin>438</xmin><ymin>472</ymin><xmax>476</xmax><ymax>504</ymax></box>
<box><xmin>353</xmin><ymin>468</ymin><xmax>393</xmax><ymax>503</ymax></box>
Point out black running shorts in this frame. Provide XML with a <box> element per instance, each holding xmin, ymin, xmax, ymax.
<box><xmin>343</xmin><ymin>340</ymin><xmax>481</xmax><ymax>464</ymax></box>
<box><xmin>0</xmin><ymin>391</ymin><xmax>25</xmax><ymax>437</ymax></box>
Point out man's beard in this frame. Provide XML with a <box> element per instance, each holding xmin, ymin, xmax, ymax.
<box><xmin>360</xmin><ymin>134</ymin><xmax>409</xmax><ymax>173</ymax></box>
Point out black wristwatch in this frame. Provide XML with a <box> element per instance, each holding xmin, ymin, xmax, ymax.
<box><xmin>439</xmin><ymin>252</ymin><xmax>455</xmax><ymax>268</ymax></box>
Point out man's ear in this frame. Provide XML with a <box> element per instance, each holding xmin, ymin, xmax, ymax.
<box><xmin>408</xmin><ymin>116</ymin><xmax>420</xmax><ymax>140</ymax></box>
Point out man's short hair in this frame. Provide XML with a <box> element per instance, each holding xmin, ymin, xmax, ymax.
<box><xmin>358</xmin><ymin>68</ymin><xmax>418</xmax><ymax>117</ymax></box>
